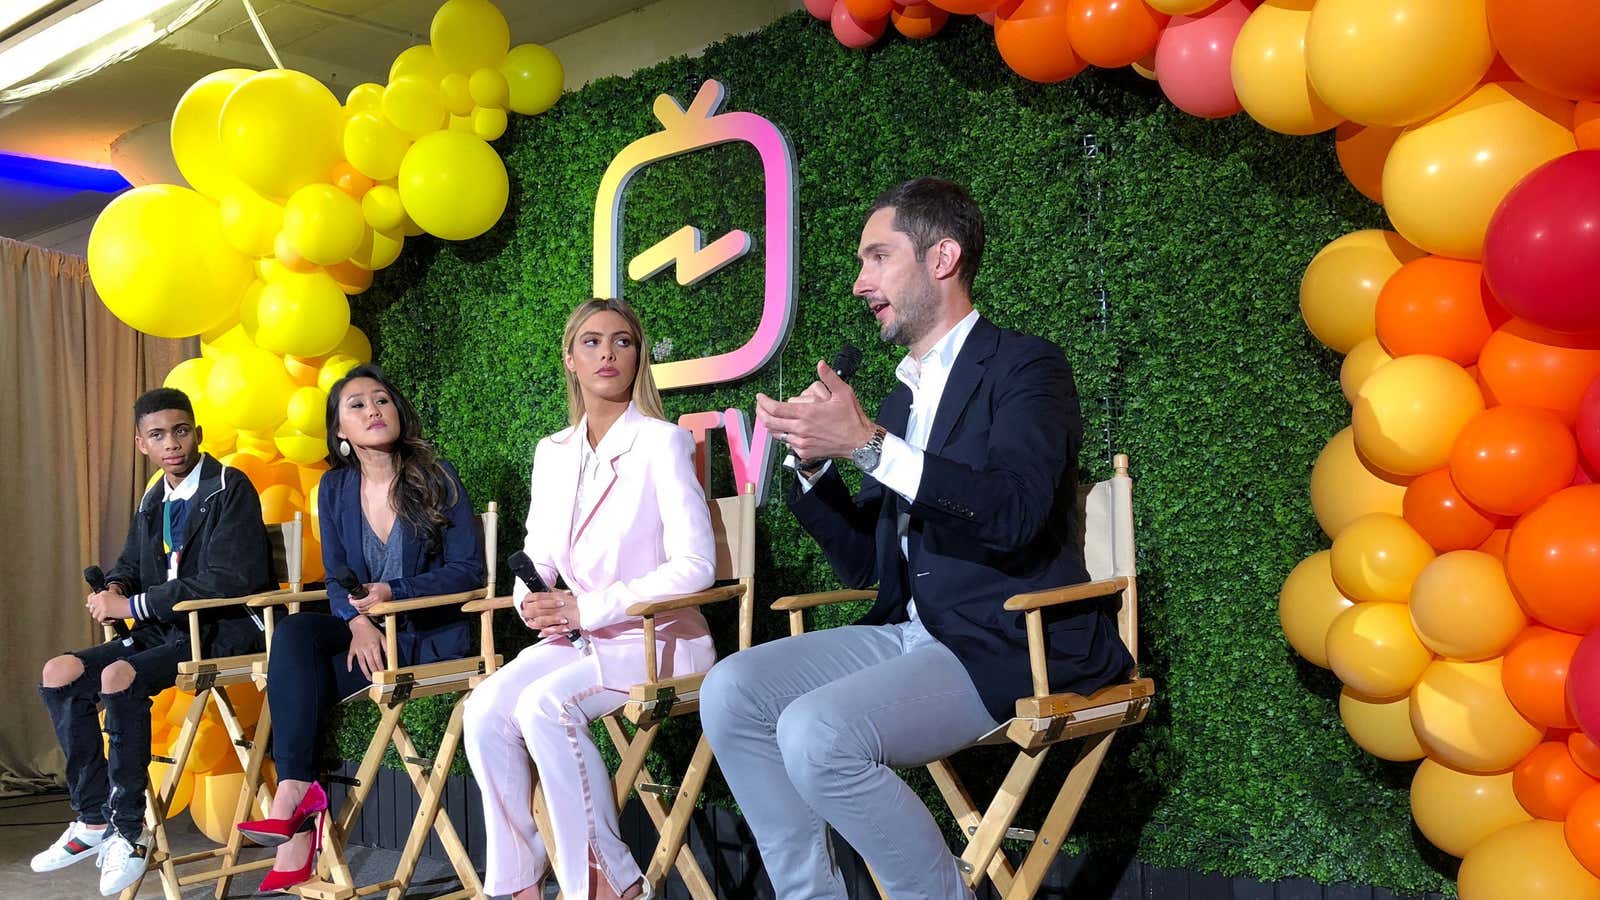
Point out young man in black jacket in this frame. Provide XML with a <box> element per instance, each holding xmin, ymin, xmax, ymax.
<box><xmin>31</xmin><ymin>387</ymin><xmax>275</xmax><ymax>896</ymax></box>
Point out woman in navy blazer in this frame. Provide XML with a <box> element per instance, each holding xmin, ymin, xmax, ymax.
<box><xmin>238</xmin><ymin>364</ymin><xmax>484</xmax><ymax>891</ymax></box>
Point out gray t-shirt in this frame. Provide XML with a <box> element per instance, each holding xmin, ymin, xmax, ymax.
<box><xmin>361</xmin><ymin>514</ymin><xmax>406</xmax><ymax>585</ymax></box>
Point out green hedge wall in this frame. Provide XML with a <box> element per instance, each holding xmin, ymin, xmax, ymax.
<box><xmin>343</xmin><ymin>11</ymin><xmax>1454</xmax><ymax>895</ymax></box>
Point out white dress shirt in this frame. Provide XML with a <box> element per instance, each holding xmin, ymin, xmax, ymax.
<box><xmin>130</xmin><ymin>460</ymin><xmax>204</xmax><ymax>621</ymax></box>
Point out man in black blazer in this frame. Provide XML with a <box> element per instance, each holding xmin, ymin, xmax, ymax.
<box><xmin>700</xmin><ymin>178</ymin><xmax>1132</xmax><ymax>899</ymax></box>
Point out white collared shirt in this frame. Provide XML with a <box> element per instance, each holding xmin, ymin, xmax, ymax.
<box><xmin>131</xmin><ymin>460</ymin><xmax>205</xmax><ymax>621</ymax></box>
<box><xmin>572</xmin><ymin>406</ymin><xmax>632</xmax><ymax>534</ymax></box>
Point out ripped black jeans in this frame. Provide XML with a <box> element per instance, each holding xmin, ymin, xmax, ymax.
<box><xmin>37</xmin><ymin>632</ymin><xmax>186</xmax><ymax>840</ymax></box>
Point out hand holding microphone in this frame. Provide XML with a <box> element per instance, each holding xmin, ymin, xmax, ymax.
<box><xmin>331</xmin><ymin>566</ymin><xmax>391</xmax><ymax>613</ymax></box>
<box><xmin>84</xmin><ymin>565</ymin><xmax>131</xmax><ymax>638</ymax></box>
<box><xmin>757</xmin><ymin>343</ymin><xmax>873</xmax><ymax>464</ymax></box>
<box><xmin>509</xmin><ymin>550</ymin><xmax>586</xmax><ymax>649</ymax></box>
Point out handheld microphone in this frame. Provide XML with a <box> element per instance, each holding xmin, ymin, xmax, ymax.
<box><xmin>84</xmin><ymin>565</ymin><xmax>130</xmax><ymax>638</ymax></box>
<box><xmin>508</xmin><ymin>550</ymin><xmax>585</xmax><ymax>649</ymax></box>
<box><xmin>331</xmin><ymin>566</ymin><xmax>369</xmax><ymax>600</ymax></box>
<box><xmin>794</xmin><ymin>344</ymin><xmax>864</xmax><ymax>472</ymax></box>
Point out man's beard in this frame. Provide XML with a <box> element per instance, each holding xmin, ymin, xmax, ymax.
<box><xmin>880</xmin><ymin>277</ymin><xmax>939</xmax><ymax>348</ymax></box>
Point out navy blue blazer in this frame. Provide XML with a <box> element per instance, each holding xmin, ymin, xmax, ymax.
<box><xmin>317</xmin><ymin>459</ymin><xmax>484</xmax><ymax>666</ymax></box>
<box><xmin>788</xmin><ymin>317</ymin><xmax>1135</xmax><ymax>722</ymax></box>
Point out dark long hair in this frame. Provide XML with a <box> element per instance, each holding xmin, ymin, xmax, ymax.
<box><xmin>324</xmin><ymin>364</ymin><xmax>459</xmax><ymax>554</ymax></box>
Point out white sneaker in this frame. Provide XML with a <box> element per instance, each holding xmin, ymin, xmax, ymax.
<box><xmin>97</xmin><ymin>830</ymin><xmax>150</xmax><ymax>896</ymax></box>
<box><xmin>28</xmin><ymin>819</ymin><xmax>108</xmax><ymax>872</ymax></box>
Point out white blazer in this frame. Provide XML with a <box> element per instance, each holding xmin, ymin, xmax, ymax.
<box><xmin>515</xmin><ymin>402</ymin><xmax>718</xmax><ymax>689</ymax></box>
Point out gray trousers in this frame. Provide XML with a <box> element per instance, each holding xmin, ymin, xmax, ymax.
<box><xmin>700</xmin><ymin>620</ymin><xmax>998</xmax><ymax>899</ymax></box>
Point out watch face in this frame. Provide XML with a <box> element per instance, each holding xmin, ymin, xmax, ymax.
<box><xmin>852</xmin><ymin>446</ymin><xmax>880</xmax><ymax>471</ymax></box>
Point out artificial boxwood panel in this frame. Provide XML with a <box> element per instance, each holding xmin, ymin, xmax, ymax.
<box><xmin>345</xmin><ymin>12</ymin><xmax>1451</xmax><ymax>894</ymax></box>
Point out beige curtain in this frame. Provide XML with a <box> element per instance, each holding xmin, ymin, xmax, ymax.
<box><xmin>0</xmin><ymin>236</ymin><xmax>191</xmax><ymax>794</ymax></box>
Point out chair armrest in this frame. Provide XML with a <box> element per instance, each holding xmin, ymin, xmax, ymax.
<box><xmin>771</xmin><ymin>589</ymin><xmax>877</xmax><ymax>612</ymax></box>
<box><xmin>367</xmin><ymin>589</ymin><xmax>487</xmax><ymax>616</ymax></box>
<box><xmin>248</xmin><ymin>588</ymin><xmax>330</xmax><ymax>608</ymax></box>
<box><xmin>173</xmin><ymin>589</ymin><xmax>288</xmax><ymax>613</ymax></box>
<box><xmin>1005</xmin><ymin>577</ymin><xmax>1130</xmax><ymax>612</ymax></box>
<box><xmin>626</xmin><ymin>584</ymin><xmax>745</xmax><ymax>618</ymax></box>
<box><xmin>463</xmin><ymin>594</ymin><xmax>516</xmax><ymax>614</ymax></box>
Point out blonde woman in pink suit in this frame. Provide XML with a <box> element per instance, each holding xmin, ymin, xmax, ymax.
<box><xmin>463</xmin><ymin>297</ymin><xmax>716</xmax><ymax>900</ymax></box>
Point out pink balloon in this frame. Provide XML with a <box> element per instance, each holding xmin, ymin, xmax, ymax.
<box><xmin>1154</xmin><ymin>0</ymin><xmax>1249</xmax><ymax>119</ymax></box>
<box><xmin>805</xmin><ymin>0</ymin><xmax>836</xmax><ymax>20</ymax></box>
<box><xmin>1568</xmin><ymin>629</ymin><xmax>1600</xmax><ymax>738</ymax></box>
<box><xmin>1484</xmin><ymin>150</ymin><xmax>1600</xmax><ymax>333</ymax></box>
<box><xmin>832</xmin><ymin>0</ymin><xmax>888</xmax><ymax>47</ymax></box>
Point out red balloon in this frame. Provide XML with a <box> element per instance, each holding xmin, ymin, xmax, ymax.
<box><xmin>996</xmin><ymin>0</ymin><xmax>1089</xmax><ymax>83</ymax></box>
<box><xmin>1506</xmin><ymin>626</ymin><xmax>1584</xmax><ymax>729</ymax></box>
<box><xmin>1403</xmin><ymin>468</ymin><xmax>1500</xmax><ymax>551</ymax></box>
<box><xmin>1484</xmin><ymin>151</ymin><xmax>1600</xmax><ymax>335</ymax></box>
<box><xmin>1449</xmin><ymin>406</ymin><xmax>1578</xmax><ymax>517</ymax></box>
<box><xmin>1486</xmin><ymin>0</ymin><xmax>1600</xmax><ymax>101</ymax></box>
<box><xmin>1153</xmin><ymin>0</ymin><xmax>1249</xmax><ymax>119</ymax></box>
<box><xmin>832</xmin><ymin>0</ymin><xmax>889</xmax><ymax>47</ymax></box>
<box><xmin>804</xmin><ymin>0</ymin><xmax>836</xmax><ymax>19</ymax></box>
<box><xmin>1064</xmin><ymin>0</ymin><xmax>1168</xmax><ymax>69</ymax></box>
<box><xmin>1374</xmin><ymin>257</ymin><xmax>1507</xmax><ymax>366</ymax></box>
<box><xmin>1515</xmin><ymin>741</ymin><xmax>1597</xmax><ymax>819</ymax></box>
<box><xmin>1507</xmin><ymin>486</ymin><xmax>1600</xmax><ymax>633</ymax></box>
<box><xmin>1577</xmin><ymin>376</ymin><xmax>1600</xmax><ymax>474</ymax></box>
<box><xmin>1570</xmin><ymin>629</ymin><xmax>1600</xmax><ymax>740</ymax></box>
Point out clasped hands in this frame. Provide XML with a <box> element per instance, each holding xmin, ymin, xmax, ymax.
<box><xmin>756</xmin><ymin>360</ymin><xmax>877</xmax><ymax>463</ymax></box>
<box><xmin>521</xmin><ymin>590</ymin><xmax>579</xmax><ymax>639</ymax></box>
<box><xmin>86</xmin><ymin>586</ymin><xmax>130</xmax><ymax>624</ymax></box>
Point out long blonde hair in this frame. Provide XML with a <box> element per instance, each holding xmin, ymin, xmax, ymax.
<box><xmin>561</xmin><ymin>297</ymin><xmax>666</xmax><ymax>427</ymax></box>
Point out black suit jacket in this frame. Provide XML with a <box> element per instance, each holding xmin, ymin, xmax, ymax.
<box><xmin>788</xmin><ymin>317</ymin><xmax>1134</xmax><ymax>722</ymax></box>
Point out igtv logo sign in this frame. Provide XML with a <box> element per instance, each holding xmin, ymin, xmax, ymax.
<box><xmin>591</xmin><ymin>80</ymin><xmax>797</xmax><ymax>503</ymax></box>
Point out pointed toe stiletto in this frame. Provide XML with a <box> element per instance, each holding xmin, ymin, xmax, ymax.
<box><xmin>237</xmin><ymin>781</ymin><xmax>328</xmax><ymax>847</ymax></box>
<box><xmin>256</xmin><ymin>811</ymin><xmax>323</xmax><ymax>893</ymax></box>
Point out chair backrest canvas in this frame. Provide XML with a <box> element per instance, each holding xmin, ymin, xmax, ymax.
<box><xmin>1074</xmin><ymin>454</ymin><xmax>1138</xmax><ymax>658</ymax></box>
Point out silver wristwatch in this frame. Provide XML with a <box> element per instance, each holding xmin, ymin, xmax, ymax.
<box><xmin>850</xmin><ymin>425</ymin><xmax>888</xmax><ymax>472</ymax></box>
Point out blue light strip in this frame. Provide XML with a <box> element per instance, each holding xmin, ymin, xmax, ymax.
<box><xmin>0</xmin><ymin>151</ymin><xmax>130</xmax><ymax>192</ymax></box>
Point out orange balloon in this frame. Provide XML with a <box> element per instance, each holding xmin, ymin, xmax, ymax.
<box><xmin>327</xmin><ymin>260</ymin><xmax>374</xmax><ymax>295</ymax></box>
<box><xmin>1374</xmin><ymin>256</ymin><xmax>1507</xmax><ymax>366</ymax></box>
<box><xmin>273</xmin><ymin>231</ymin><xmax>320</xmax><ymax>274</ymax></box>
<box><xmin>996</xmin><ymin>0</ymin><xmax>1089</xmax><ymax>83</ymax></box>
<box><xmin>1449</xmin><ymin>406</ymin><xmax>1578</xmax><ymax>517</ymax></box>
<box><xmin>1505</xmin><ymin>626</ymin><xmax>1583</xmax><ymax>729</ymax></box>
<box><xmin>1480</xmin><ymin>527</ymin><xmax>1512</xmax><ymax>560</ymax></box>
<box><xmin>1403</xmin><ymin>468</ymin><xmax>1500</xmax><ymax>551</ymax></box>
<box><xmin>1515</xmin><ymin>741</ymin><xmax>1597</xmax><ymax>819</ymax></box>
<box><xmin>1574</xmin><ymin>732</ymin><xmax>1600</xmax><ymax>778</ymax></box>
<box><xmin>892</xmin><ymin>3</ymin><xmax>950</xmax><ymax>38</ymax></box>
<box><xmin>1578</xmin><ymin>102</ymin><xmax>1600</xmax><ymax>149</ymax></box>
<box><xmin>1478</xmin><ymin>320</ymin><xmax>1600</xmax><ymax>427</ymax></box>
<box><xmin>930</xmin><ymin>0</ymin><xmax>1003</xmax><ymax>11</ymax></box>
<box><xmin>330</xmin><ymin>160</ymin><xmax>374</xmax><ymax>199</ymax></box>
<box><xmin>1569</xmin><ymin>783</ymin><xmax>1600</xmax><ymax>876</ymax></box>
<box><xmin>1064</xmin><ymin>0</ymin><xmax>1168</xmax><ymax>68</ymax></box>
<box><xmin>1334</xmin><ymin>121</ymin><xmax>1400</xmax><ymax>203</ymax></box>
<box><xmin>1507</xmin><ymin>485</ymin><xmax>1600</xmax><ymax>634</ymax></box>
<box><xmin>844</xmin><ymin>0</ymin><xmax>895</xmax><ymax>19</ymax></box>
<box><xmin>1486</xmin><ymin>0</ymin><xmax>1600</xmax><ymax>102</ymax></box>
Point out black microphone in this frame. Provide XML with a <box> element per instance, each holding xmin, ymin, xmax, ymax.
<box><xmin>793</xmin><ymin>344</ymin><xmax>864</xmax><ymax>472</ymax></box>
<box><xmin>508</xmin><ymin>550</ymin><xmax>585</xmax><ymax>648</ymax></box>
<box><xmin>331</xmin><ymin>566</ymin><xmax>369</xmax><ymax>600</ymax></box>
<box><xmin>84</xmin><ymin>565</ymin><xmax>130</xmax><ymax>638</ymax></box>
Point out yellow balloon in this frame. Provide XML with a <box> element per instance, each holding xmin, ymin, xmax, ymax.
<box><xmin>1383</xmin><ymin>83</ymin><xmax>1577</xmax><ymax>261</ymax></box>
<box><xmin>1340</xmin><ymin>337</ymin><xmax>1393</xmax><ymax>404</ymax></box>
<box><xmin>171</xmin><ymin>68</ymin><xmax>256</xmax><ymax>199</ymax></box>
<box><xmin>1326</xmin><ymin>601</ymin><xmax>1432</xmax><ymax>699</ymax></box>
<box><xmin>1305</xmin><ymin>0</ymin><xmax>1494</xmax><ymax>128</ymax></box>
<box><xmin>390</xmin><ymin>45</ymin><xmax>450</xmax><ymax>86</ymax></box>
<box><xmin>345</xmin><ymin>82</ymin><xmax>385</xmax><ymax>116</ymax></box>
<box><xmin>190</xmin><ymin>771</ymin><xmax>248</xmax><ymax>844</ymax></box>
<box><xmin>206</xmin><ymin>346</ymin><xmax>296</xmax><ymax>432</ymax></box>
<box><xmin>1340</xmin><ymin>687</ymin><xmax>1424</xmax><ymax>761</ymax></box>
<box><xmin>1410</xmin><ymin>551</ymin><xmax>1526</xmax><ymax>661</ymax></box>
<box><xmin>318</xmin><ymin>354</ymin><xmax>362</xmax><ymax>393</ymax></box>
<box><xmin>398</xmin><ymin>131</ymin><xmax>508</xmax><ymax>241</ymax></box>
<box><xmin>501</xmin><ymin>43</ymin><xmax>563</xmax><ymax>115</ymax></box>
<box><xmin>255</xmin><ymin>270</ymin><xmax>351</xmax><ymax>358</ymax></box>
<box><xmin>1458</xmin><ymin>821</ymin><xmax>1600</xmax><ymax>900</ymax></box>
<box><xmin>283</xmin><ymin>184</ymin><xmax>364</xmax><ymax>267</ymax></box>
<box><xmin>1299</xmin><ymin>229</ymin><xmax>1424</xmax><ymax>353</ymax></box>
<box><xmin>383</xmin><ymin>75</ymin><xmax>448</xmax><ymax>139</ymax></box>
<box><xmin>188</xmin><ymin>719</ymin><xmax>232</xmax><ymax>773</ymax></box>
<box><xmin>349</xmin><ymin>225</ymin><xmax>405</xmax><ymax>271</ymax></box>
<box><xmin>431</xmin><ymin>0</ymin><xmax>510</xmax><ymax>73</ymax></box>
<box><xmin>1353</xmin><ymin>355</ymin><xmax>1485</xmax><ymax>475</ymax></box>
<box><xmin>344</xmin><ymin>112</ymin><xmax>413</xmax><ymax>182</ymax></box>
<box><xmin>1279</xmin><ymin>550</ymin><xmax>1355</xmax><ymax>668</ymax></box>
<box><xmin>218</xmin><ymin>69</ymin><xmax>344</xmax><ymax>200</ymax></box>
<box><xmin>285</xmin><ymin>354</ymin><xmax>321</xmax><ymax>387</ymax></box>
<box><xmin>473</xmin><ymin>106</ymin><xmax>508</xmax><ymax>141</ymax></box>
<box><xmin>1412</xmin><ymin>760</ymin><xmax>1531</xmax><ymax>858</ymax></box>
<box><xmin>469</xmin><ymin>67</ymin><xmax>510</xmax><ymax>109</ymax></box>
<box><xmin>233</xmin><ymin>430</ymin><xmax>280</xmax><ymax>463</ymax></box>
<box><xmin>333</xmin><ymin>325</ymin><xmax>372</xmax><ymax>363</ymax></box>
<box><xmin>1412</xmin><ymin>658</ymin><xmax>1544</xmax><ymax>773</ymax></box>
<box><xmin>361</xmin><ymin>184</ymin><xmax>406</xmax><ymax>232</ymax></box>
<box><xmin>448</xmin><ymin>113</ymin><xmax>475</xmax><ymax>134</ymax></box>
<box><xmin>148</xmin><ymin>760</ymin><xmax>196</xmax><ymax>817</ymax></box>
<box><xmin>195</xmin><ymin>399</ymin><xmax>237</xmax><ymax>454</ymax></box>
<box><xmin>218</xmin><ymin>187</ymin><xmax>284</xmax><ymax>258</ymax></box>
<box><xmin>163</xmin><ymin>357</ymin><xmax>213</xmax><ymax>402</ymax></box>
<box><xmin>1231</xmin><ymin>0</ymin><xmax>1343</xmax><ymax>136</ymax></box>
<box><xmin>1310</xmin><ymin>427</ymin><xmax>1408</xmax><ymax>539</ymax></box>
<box><xmin>287</xmin><ymin>385</ymin><xmax>328</xmax><ymax>436</ymax></box>
<box><xmin>440</xmin><ymin>72</ymin><xmax>474</xmax><ymax>116</ymax></box>
<box><xmin>274</xmin><ymin>424</ymin><xmax>328</xmax><ymax>466</ymax></box>
<box><xmin>201</xmin><ymin>321</ymin><xmax>255</xmax><ymax>362</ymax></box>
<box><xmin>1330</xmin><ymin>512</ymin><xmax>1436</xmax><ymax>603</ymax></box>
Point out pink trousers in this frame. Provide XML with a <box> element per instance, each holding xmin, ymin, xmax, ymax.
<box><xmin>463</xmin><ymin>640</ymin><xmax>634</xmax><ymax>897</ymax></box>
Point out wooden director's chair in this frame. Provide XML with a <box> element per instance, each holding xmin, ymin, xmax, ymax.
<box><xmin>112</xmin><ymin>512</ymin><xmax>305</xmax><ymax>900</ymax></box>
<box><xmin>773</xmin><ymin>454</ymin><xmax>1155</xmax><ymax>899</ymax></box>
<box><xmin>466</xmin><ymin>483</ymin><xmax>757</xmax><ymax>899</ymax></box>
<box><xmin>247</xmin><ymin>501</ymin><xmax>499</xmax><ymax>900</ymax></box>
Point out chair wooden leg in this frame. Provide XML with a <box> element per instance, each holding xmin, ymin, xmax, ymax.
<box><xmin>1006</xmin><ymin>732</ymin><xmax>1115</xmax><ymax>900</ymax></box>
<box><xmin>643</xmin><ymin>734</ymin><xmax>715</xmax><ymax>893</ymax></box>
<box><xmin>388</xmin><ymin>710</ymin><xmax>484</xmax><ymax>900</ymax></box>
<box><xmin>928</xmin><ymin>758</ymin><xmax>1019</xmax><ymax>895</ymax></box>
<box><xmin>120</xmin><ymin>688</ymin><xmax>210</xmax><ymax>900</ymax></box>
<box><xmin>209</xmin><ymin>686</ymin><xmax>275</xmax><ymax>899</ymax></box>
<box><xmin>530</xmin><ymin>781</ymin><xmax>562</xmax><ymax>897</ymax></box>
<box><xmin>607</xmin><ymin>717</ymin><xmax>659</xmax><ymax>813</ymax></box>
<box><xmin>320</xmin><ymin>702</ymin><xmax>403</xmax><ymax>888</ymax></box>
<box><xmin>603</xmin><ymin>719</ymin><xmax>716</xmax><ymax>900</ymax></box>
<box><xmin>959</xmin><ymin>746</ymin><xmax>1051</xmax><ymax>890</ymax></box>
